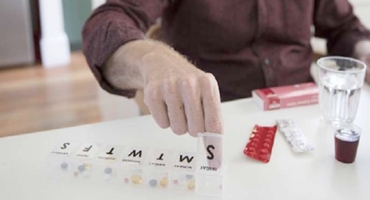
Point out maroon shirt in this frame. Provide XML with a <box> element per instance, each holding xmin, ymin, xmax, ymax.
<box><xmin>83</xmin><ymin>0</ymin><xmax>370</xmax><ymax>101</ymax></box>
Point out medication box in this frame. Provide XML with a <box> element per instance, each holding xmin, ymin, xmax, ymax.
<box><xmin>252</xmin><ymin>82</ymin><xmax>318</xmax><ymax>111</ymax></box>
<box><xmin>48</xmin><ymin>133</ymin><xmax>224</xmax><ymax>196</ymax></box>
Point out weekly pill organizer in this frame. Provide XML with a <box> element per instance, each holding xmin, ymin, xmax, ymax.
<box><xmin>47</xmin><ymin>133</ymin><xmax>224</xmax><ymax>196</ymax></box>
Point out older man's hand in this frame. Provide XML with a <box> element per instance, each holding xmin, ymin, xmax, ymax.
<box><xmin>105</xmin><ymin>40</ymin><xmax>224</xmax><ymax>137</ymax></box>
<box><xmin>141</xmin><ymin>51</ymin><xmax>223</xmax><ymax>137</ymax></box>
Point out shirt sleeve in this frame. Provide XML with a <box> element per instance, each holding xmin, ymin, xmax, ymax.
<box><xmin>313</xmin><ymin>0</ymin><xmax>370</xmax><ymax>57</ymax></box>
<box><xmin>82</xmin><ymin>0</ymin><xmax>170</xmax><ymax>98</ymax></box>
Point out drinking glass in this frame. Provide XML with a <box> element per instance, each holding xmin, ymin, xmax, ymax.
<box><xmin>317</xmin><ymin>56</ymin><xmax>367</xmax><ymax>124</ymax></box>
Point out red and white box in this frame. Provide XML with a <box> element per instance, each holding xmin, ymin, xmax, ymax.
<box><xmin>252</xmin><ymin>82</ymin><xmax>319</xmax><ymax>111</ymax></box>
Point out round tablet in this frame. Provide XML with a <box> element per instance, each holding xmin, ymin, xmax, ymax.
<box><xmin>78</xmin><ymin>165</ymin><xmax>85</xmax><ymax>172</ymax></box>
<box><xmin>73</xmin><ymin>171</ymin><xmax>78</xmax><ymax>177</ymax></box>
<box><xmin>188</xmin><ymin>179</ymin><xmax>196</xmax><ymax>190</ymax></box>
<box><xmin>124</xmin><ymin>178</ymin><xmax>129</xmax><ymax>183</ymax></box>
<box><xmin>149</xmin><ymin>179</ymin><xmax>158</xmax><ymax>187</ymax></box>
<box><xmin>131</xmin><ymin>175</ymin><xmax>142</xmax><ymax>185</ymax></box>
<box><xmin>160</xmin><ymin>177</ymin><xmax>168</xmax><ymax>187</ymax></box>
<box><xmin>60</xmin><ymin>162</ymin><xmax>68</xmax><ymax>169</ymax></box>
<box><xmin>84</xmin><ymin>163</ymin><xmax>92</xmax><ymax>167</ymax></box>
<box><xmin>185</xmin><ymin>174</ymin><xmax>194</xmax><ymax>179</ymax></box>
<box><xmin>104</xmin><ymin>167</ymin><xmax>112</xmax><ymax>174</ymax></box>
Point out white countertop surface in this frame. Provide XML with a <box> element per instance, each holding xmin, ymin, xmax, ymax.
<box><xmin>1</xmin><ymin>85</ymin><xmax>370</xmax><ymax>200</ymax></box>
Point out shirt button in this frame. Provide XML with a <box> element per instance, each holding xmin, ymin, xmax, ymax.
<box><xmin>264</xmin><ymin>59</ymin><xmax>270</xmax><ymax>65</ymax></box>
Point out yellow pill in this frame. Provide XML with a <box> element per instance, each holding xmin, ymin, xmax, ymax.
<box><xmin>188</xmin><ymin>179</ymin><xmax>196</xmax><ymax>190</ymax></box>
<box><xmin>131</xmin><ymin>175</ymin><xmax>142</xmax><ymax>185</ymax></box>
<box><xmin>160</xmin><ymin>177</ymin><xmax>168</xmax><ymax>187</ymax></box>
<box><xmin>84</xmin><ymin>163</ymin><xmax>92</xmax><ymax>168</ymax></box>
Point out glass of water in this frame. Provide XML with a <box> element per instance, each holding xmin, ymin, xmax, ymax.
<box><xmin>317</xmin><ymin>56</ymin><xmax>367</xmax><ymax>124</ymax></box>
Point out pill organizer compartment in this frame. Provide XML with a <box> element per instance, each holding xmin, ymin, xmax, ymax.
<box><xmin>196</xmin><ymin>133</ymin><xmax>224</xmax><ymax>196</ymax></box>
<box><xmin>48</xmin><ymin>141</ymin><xmax>80</xmax><ymax>180</ymax></box>
<box><xmin>70</xmin><ymin>143</ymin><xmax>101</xmax><ymax>179</ymax></box>
<box><xmin>170</xmin><ymin>151</ymin><xmax>197</xmax><ymax>191</ymax></box>
<box><xmin>118</xmin><ymin>146</ymin><xmax>148</xmax><ymax>186</ymax></box>
<box><xmin>144</xmin><ymin>149</ymin><xmax>174</xmax><ymax>189</ymax></box>
<box><xmin>94</xmin><ymin>144</ymin><xmax>126</xmax><ymax>183</ymax></box>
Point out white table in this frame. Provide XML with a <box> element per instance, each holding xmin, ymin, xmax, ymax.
<box><xmin>1</xmin><ymin>85</ymin><xmax>370</xmax><ymax>200</ymax></box>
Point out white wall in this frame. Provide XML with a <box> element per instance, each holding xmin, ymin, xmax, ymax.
<box><xmin>92</xmin><ymin>0</ymin><xmax>105</xmax><ymax>9</ymax></box>
<box><xmin>0</xmin><ymin>0</ymin><xmax>34</xmax><ymax>67</ymax></box>
<box><xmin>350</xmin><ymin>0</ymin><xmax>370</xmax><ymax>29</ymax></box>
<box><xmin>39</xmin><ymin>0</ymin><xmax>70</xmax><ymax>68</ymax></box>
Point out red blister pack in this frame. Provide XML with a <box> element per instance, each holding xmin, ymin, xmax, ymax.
<box><xmin>243</xmin><ymin>125</ymin><xmax>277</xmax><ymax>163</ymax></box>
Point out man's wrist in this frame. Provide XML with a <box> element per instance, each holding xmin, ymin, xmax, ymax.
<box><xmin>102</xmin><ymin>40</ymin><xmax>158</xmax><ymax>90</ymax></box>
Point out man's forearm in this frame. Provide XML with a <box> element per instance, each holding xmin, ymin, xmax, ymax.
<box><xmin>103</xmin><ymin>39</ymin><xmax>188</xmax><ymax>91</ymax></box>
<box><xmin>103</xmin><ymin>40</ymin><xmax>155</xmax><ymax>90</ymax></box>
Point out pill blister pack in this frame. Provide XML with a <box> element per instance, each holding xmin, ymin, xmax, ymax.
<box><xmin>47</xmin><ymin>133</ymin><xmax>224</xmax><ymax>196</ymax></box>
<box><xmin>243</xmin><ymin>125</ymin><xmax>277</xmax><ymax>163</ymax></box>
<box><xmin>276</xmin><ymin>119</ymin><xmax>314</xmax><ymax>153</ymax></box>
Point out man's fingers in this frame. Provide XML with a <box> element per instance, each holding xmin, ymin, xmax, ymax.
<box><xmin>144</xmin><ymin>85</ymin><xmax>170</xmax><ymax>128</ymax></box>
<box><xmin>181</xmin><ymin>78</ymin><xmax>205</xmax><ymax>137</ymax></box>
<box><xmin>201</xmin><ymin>73</ymin><xmax>224</xmax><ymax>134</ymax></box>
<box><xmin>144</xmin><ymin>71</ymin><xmax>222</xmax><ymax>139</ymax></box>
<box><xmin>147</xmin><ymin>100</ymin><xmax>170</xmax><ymax>129</ymax></box>
<box><xmin>199</xmin><ymin>73</ymin><xmax>223</xmax><ymax>168</ymax></box>
<box><xmin>165</xmin><ymin>83</ymin><xmax>188</xmax><ymax>135</ymax></box>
